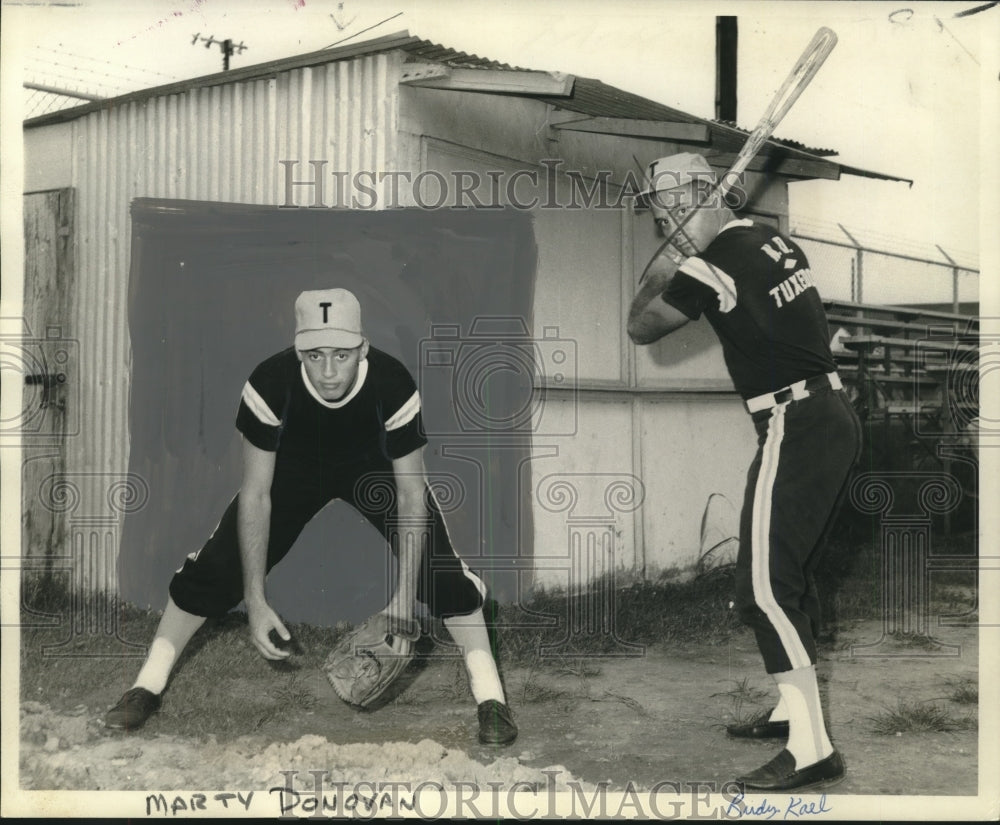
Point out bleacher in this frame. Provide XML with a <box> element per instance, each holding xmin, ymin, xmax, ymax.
<box><xmin>824</xmin><ymin>299</ymin><xmax>979</xmax><ymax>471</ymax></box>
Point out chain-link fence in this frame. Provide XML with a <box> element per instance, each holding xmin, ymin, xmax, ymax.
<box><xmin>792</xmin><ymin>223</ymin><xmax>979</xmax><ymax>310</ymax></box>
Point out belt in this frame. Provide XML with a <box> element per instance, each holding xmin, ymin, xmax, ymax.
<box><xmin>745</xmin><ymin>372</ymin><xmax>843</xmax><ymax>413</ymax></box>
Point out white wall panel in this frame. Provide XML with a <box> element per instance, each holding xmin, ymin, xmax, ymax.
<box><xmin>637</xmin><ymin>394</ymin><xmax>755</xmax><ymax>575</ymax></box>
<box><xmin>530</xmin><ymin>395</ymin><xmax>641</xmax><ymax>590</ymax></box>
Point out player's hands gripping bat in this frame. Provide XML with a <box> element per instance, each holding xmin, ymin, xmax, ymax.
<box><xmin>324</xmin><ymin>611</ymin><xmax>421</xmax><ymax>708</ymax></box>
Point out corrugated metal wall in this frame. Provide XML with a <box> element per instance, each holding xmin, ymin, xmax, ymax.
<box><xmin>62</xmin><ymin>53</ymin><xmax>402</xmax><ymax>593</ymax></box>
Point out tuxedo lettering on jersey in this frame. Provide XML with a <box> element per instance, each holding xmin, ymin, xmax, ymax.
<box><xmin>320</xmin><ymin>301</ymin><xmax>332</xmax><ymax>322</ymax></box>
<box><xmin>768</xmin><ymin>268</ymin><xmax>816</xmax><ymax>308</ymax></box>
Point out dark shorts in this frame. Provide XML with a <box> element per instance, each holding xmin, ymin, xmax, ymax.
<box><xmin>169</xmin><ymin>456</ymin><xmax>486</xmax><ymax>619</ymax></box>
<box><xmin>734</xmin><ymin>387</ymin><xmax>862</xmax><ymax>673</ymax></box>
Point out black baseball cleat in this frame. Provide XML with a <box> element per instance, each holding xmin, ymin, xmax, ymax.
<box><xmin>104</xmin><ymin>687</ymin><xmax>162</xmax><ymax>731</ymax></box>
<box><xmin>726</xmin><ymin>710</ymin><xmax>790</xmax><ymax>740</ymax></box>
<box><xmin>736</xmin><ymin>748</ymin><xmax>846</xmax><ymax>792</ymax></box>
<box><xmin>477</xmin><ymin>699</ymin><xmax>518</xmax><ymax>746</ymax></box>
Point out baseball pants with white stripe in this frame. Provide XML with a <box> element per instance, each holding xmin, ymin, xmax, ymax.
<box><xmin>734</xmin><ymin>387</ymin><xmax>862</xmax><ymax>674</ymax></box>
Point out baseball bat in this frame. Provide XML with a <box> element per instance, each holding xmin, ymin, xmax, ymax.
<box><xmin>639</xmin><ymin>26</ymin><xmax>838</xmax><ymax>280</ymax></box>
<box><xmin>715</xmin><ymin>26</ymin><xmax>838</xmax><ymax>205</ymax></box>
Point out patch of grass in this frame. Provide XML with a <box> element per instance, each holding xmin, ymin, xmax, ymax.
<box><xmin>710</xmin><ymin>676</ymin><xmax>769</xmax><ymax>705</ymax></box>
<box><xmin>433</xmin><ymin>659</ymin><xmax>472</xmax><ymax>703</ymax></box>
<box><xmin>271</xmin><ymin>675</ymin><xmax>318</xmax><ymax>711</ymax></box>
<box><xmin>554</xmin><ymin>660</ymin><xmax>602</xmax><ymax>679</ymax></box>
<box><xmin>494</xmin><ymin>567</ymin><xmax>745</xmax><ymax>665</ymax></box>
<box><xmin>601</xmin><ymin>690</ymin><xmax>649</xmax><ymax>717</ymax></box>
<box><xmin>943</xmin><ymin>676</ymin><xmax>978</xmax><ymax>705</ymax></box>
<box><xmin>868</xmin><ymin>700</ymin><xmax>977</xmax><ymax>735</ymax></box>
<box><xmin>888</xmin><ymin>631</ymin><xmax>944</xmax><ymax>650</ymax></box>
<box><xmin>710</xmin><ymin>677</ymin><xmax>771</xmax><ymax>727</ymax></box>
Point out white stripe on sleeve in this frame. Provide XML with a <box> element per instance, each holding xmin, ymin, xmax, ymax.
<box><xmin>241</xmin><ymin>381</ymin><xmax>281</xmax><ymax>427</ymax></box>
<box><xmin>678</xmin><ymin>257</ymin><xmax>738</xmax><ymax>313</ymax></box>
<box><xmin>385</xmin><ymin>391</ymin><xmax>421</xmax><ymax>431</ymax></box>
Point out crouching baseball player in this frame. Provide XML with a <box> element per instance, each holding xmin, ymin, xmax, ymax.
<box><xmin>105</xmin><ymin>288</ymin><xmax>517</xmax><ymax>746</ymax></box>
<box><xmin>628</xmin><ymin>154</ymin><xmax>861</xmax><ymax>791</ymax></box>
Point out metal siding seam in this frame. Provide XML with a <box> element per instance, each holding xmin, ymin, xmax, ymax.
<box><xmin>209</xmin><ymin>84</ymin><xmax>222</xmax><ymax>201</ymax></box>
<box><xmin>96</xmin><ymin>111</ymin><xmax>111</xmax><ymax>482</ymax></box>
<box><xmin>266</xmin><ymin>78</ymin><xmax>277</xmax><ymax>204</ymax></box>
<box><xmin>86</xmin><ymin>113</ymin><xmax>103</xmax><ymax>545</ymax></box>
<box><xmin>372</xmin><ymin>55</ymin><xmax>387</xmax><ymax>208</ymax></box>
<box><xmin>280</xmin><ymin>72</ymin><xmax>295</xmax><ymax>204</ymax></box>
<box><xmin>182</xmin><ymin>90</ymin><xmax>195</xmax><ymax>199</ymax></box>
<box><xmin>155</xmin><ymin>95</ymin><xmax>167</xmax><ymax>195</ymax></box>
<box><xmin>231</xmin><ymin>82</ymin><xmax>244</xmax><ymax>203</ymax></box>
<box><xmin>254</xmin><ymin>79</ymin><xmax>266</xmax><ymax>203</ymax></box>
<box><xmin>299</xmin><ymin>67</ymin><xmax>312</xmax><ymax>186</ymax></box>
<box><xmin>312</xmin><ymin>66</ymin><xmax>325</xmax><ymax>175</ymax></box>
<box><xmin>347</xmin><ymin>60</ymin><xmax>360</xmax><ymax>203</ymax></box>
<box><xmin>363</xmin><ymin>56</ymin><xmax>377</xmax><ymax>206</ymax></box>
<box><xmin>168</xmin><ymin>94</ymin><xmax>178</xmax><ymax>197</ymax></box>
<box><xmin>197</xmin><ymin>88</ymin><xmax>211</xmax><ymax>200</ymax></box>
<box><xmin>336</xmin><ymin>61</ymin><xmax>350</xmax><ymax>207</ymax></box>
<box><xmin>219</xmin><ymin>83</ymin><xmax>232</xmax><ymax>203</ymax></box>
<box><xmin>246</xmin><ymin>81</ymin><xmax>259</xmax><ymax>202</ymax></box>
<box><xmin>381</xmin><ymin>53</ymin><xmax>398</xmax><ymax>207</ymax></box>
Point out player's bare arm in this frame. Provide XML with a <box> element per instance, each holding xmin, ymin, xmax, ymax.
<box><xmin>384</xmin><ymin>446</ymin><xmax>429</xmax><ymax>626</ymax></box>
<box><xmin>627</xmin><ymin>247</ymin><xmax>691</xmax><ymax>345</ymax></box>
<box><xmin>237</xmin><ymin>437</ymin><xmax>290</xmax><ymax>660</ymax></box>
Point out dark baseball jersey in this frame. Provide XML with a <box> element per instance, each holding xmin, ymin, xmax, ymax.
<box><xmin>170</xmin><ymin>345</ymin><xmax>486</xmax><ymax>619</ymax></box>
<box><xmin>235</xmin><ymin>346</ymin><xmax>426</xmax><ymax>475</ymax></box>
<box><xmin>660</xmin><ymin>219</ymin><xmax>837</xmax><ymax>398</ymax></box>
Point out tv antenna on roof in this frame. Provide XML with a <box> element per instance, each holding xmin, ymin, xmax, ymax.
<box><xmin>191</xmin><ymin>34</ymin><xmax>248</xmax><ymax>71</ymax></box>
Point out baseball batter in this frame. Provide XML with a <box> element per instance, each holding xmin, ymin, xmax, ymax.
<box><xmin>629</xmin><ymin>153</ymin><xmax>861</xmax><ymax>791</ymax></box>
<box><xmin>105</xmin><ymin>288</ymin><xmax>517</xmax><ymax>746</ymax></box>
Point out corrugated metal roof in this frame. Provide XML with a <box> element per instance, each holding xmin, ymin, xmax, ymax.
<box><xmin>533</xmin><ymin>76</ymin><xmax>841</xmax><ymax>159</ymax></box>
<box><xmin>23</xmin><ymin>30</ymin><xmax>903</xmax><ymax>182</ymax></box>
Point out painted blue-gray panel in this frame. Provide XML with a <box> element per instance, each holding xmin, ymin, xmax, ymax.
<box><xmin>121</xmin><ymin>200</ymin><xmax>537</xmax><ymax>625</ymax></box>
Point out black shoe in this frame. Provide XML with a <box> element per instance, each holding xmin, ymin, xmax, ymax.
<box><xmin>727</xmin><ymin>710</ymin><xmax>790</xmax><ymax>740</ymax></box>
<box><xmin>477</xmin><ymin>699</ymin><xmax>518</xmax><ymax>746</ymax></box>
<box><xmin>105</xmin><ymin>687</ymin><xmax>162</xmax><ymax>731</ymax></box>
<box><xmin>736</xmin><ymin>748</ymin><xmax>846</xmax><ymax>792</ymax></box>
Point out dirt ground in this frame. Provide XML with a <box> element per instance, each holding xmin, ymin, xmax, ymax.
<box><xmin>16</xmin><ymin>616</ymin><xmax>981</xmax><ymax>805</ymax></box>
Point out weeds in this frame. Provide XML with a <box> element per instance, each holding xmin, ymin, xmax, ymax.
<box><xmin>554</xmin><ymin>661</ymin><xmax>603</xmax><ymax>679</ymax></box>
<box><xmin>271</xmin><ymin>675</ymin><xmax>318</xmax><ymax>711</ymax></box>
<box><xmin>602</xmin><ymin>691</ymin><xmax>648</xmax><ymax>717</ymax></box>
<box><xmin>711</xmin><ymin>677</ymin><xmax>771</xmax><ymax>726</ymax></box>
<box><xmin>868</xmin><ymin>700</ymin><xmax>977</xmax><ymax>735</ymax></box>
<box><xmin>888</xmin><ymin>631</ymin><xmax>944</xmax><ymax>650</ymax></box>
<box><xmin>943</xmin><ymin>676</ymin><xmax>978</xmax><ymax>705</ymax></box>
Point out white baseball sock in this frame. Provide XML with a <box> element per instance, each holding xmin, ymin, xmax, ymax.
<box><xmin>774</xmin><ymin>665</ymin><xmax>834</xmax><ymax>768</ymax></box>
<box><xmin>768</xmin><ymin>694</ymin><xmax>789</xmax><ymax>722</ymax></box>
<box><xmin>443</xmin><ymin>608</ymin><xmax>505</xmax><ymax>705</ymax></box>
<box><xmin>132</xmin><ymin>597</ymin><xmax>205</xmax><ymax>695</ymax></box>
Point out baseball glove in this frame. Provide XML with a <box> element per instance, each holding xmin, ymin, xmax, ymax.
<box><xmin>323</xmin><ymin>612</ymin><xmax>421</xmax><ymax>708</ymax></box>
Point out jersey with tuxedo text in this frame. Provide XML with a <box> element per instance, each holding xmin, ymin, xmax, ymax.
<box><xmin>660</xmin><ymin>219</ymin><xmax>837</xmax><ymax>399</ymax></box>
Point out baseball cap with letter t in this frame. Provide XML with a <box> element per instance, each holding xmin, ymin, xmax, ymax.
<box><xmin>294</xmin><ymin>288</ymin><xmax>365</xmax><ymax>351</ymax></box>
<box><xmin>635</xmin><ymin>152</ymin><xmax>716</xmax><ymax>209</ymax></box>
